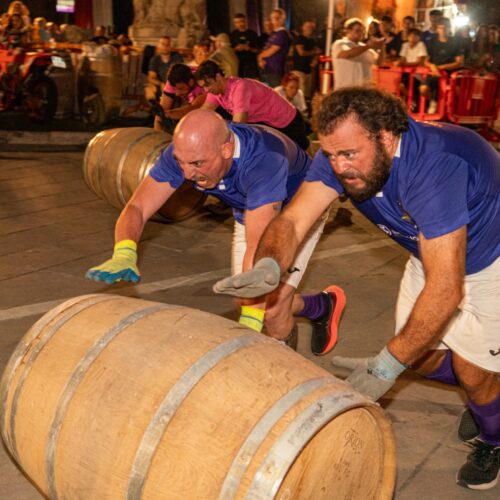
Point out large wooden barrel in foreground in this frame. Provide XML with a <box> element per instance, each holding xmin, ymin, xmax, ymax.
<box><xmin>0</xmin><ymin>295</ymin><xmax>396</xmax><ymax>499</ymax></box>
<box><xmin>83</xmin><ymin>127</ymin><xmax>207</xmax><ymax>222</ymax></box>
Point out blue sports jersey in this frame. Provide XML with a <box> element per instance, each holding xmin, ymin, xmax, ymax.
<box><xmin>306</xmin><ymin>118</ymin><xmax>500</xmax><ymax>274</ymax></box>
<box><xmin>149</xmin><ymin>123</ymin><xmax>311</xmax><ymax>224</ymax></box>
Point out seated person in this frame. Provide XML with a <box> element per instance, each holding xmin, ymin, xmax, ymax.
<box><xmin>154</xmin><ymin>63</ymin><xmax>206</xmax><ymax>132</ymax></box>
<box><xmin>186</xmin><ymin>42</ymin><xmax>210</xmax><ymax>69</ymax></box>
<box><xmin>395</xmin><ymin>28</ymin><xmax>428</xmax><ymax>106</ymax></box>
<box><xmin>419</xmin><ymin>18</ymin><xmax>464</xmax><ymax>113</ymax></box>
<box><xmin>274</xmin><ymin>72</ymin><xmax>308</xmax><ymax>118</ymax></box>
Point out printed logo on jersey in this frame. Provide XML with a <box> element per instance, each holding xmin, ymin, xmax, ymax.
<box><xmin>377</xmin><ymin>224</ymin><xmax>419</xmax><ymax>241</ymax></box>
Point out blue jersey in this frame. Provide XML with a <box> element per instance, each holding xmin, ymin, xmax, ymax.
<box><xmin>149</xmin><ymin>123</ymin><xmax>311</xmax><ymax>224</ymax></box>
<box><xmin>306</xmin><ymin>118</ymin><xmax>500</xmax><ymax>274</ymax></box>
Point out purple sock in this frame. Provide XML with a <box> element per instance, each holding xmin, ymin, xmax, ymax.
<box><xmin>424</xmin><ymin>350</ymin><xmax>459</xmax><ymax>385</ymax></box>
<box><xmin>296</xmin><ymin>294</ymin><xmax>327</xmax><ymax>320</ymax></box>
<box><xmin>468</xmin><ymin>392</ymin><xmax>500</xmax><ymax>446</ymax></box>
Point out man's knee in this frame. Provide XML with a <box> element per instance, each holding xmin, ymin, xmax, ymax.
<box><xmin>453</xmin><ymin>353</ymin><xmax>500</xmax><ymax>404</ymax></box>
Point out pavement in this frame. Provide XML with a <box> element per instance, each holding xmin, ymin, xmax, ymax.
<box><xmin>0</xmin><ymin>143</ymin><xmax>498</xmax><ymax>499</ymax></box>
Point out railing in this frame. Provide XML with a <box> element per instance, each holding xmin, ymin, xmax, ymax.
<box><xmin>318</xmin><ymin>56</ymin><xmax>500</xmax><ymax>128</ymax></box>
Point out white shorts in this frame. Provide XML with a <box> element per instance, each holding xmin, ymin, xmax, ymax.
<box><xmin>395</xmin><ymin>255</ymin><xmax>500</xmax><ymax>373</ymax></box>
<box><xmin>231</xmin><ymin>210</ymin><xmax>329</xmax><ymax>290</ymax></box>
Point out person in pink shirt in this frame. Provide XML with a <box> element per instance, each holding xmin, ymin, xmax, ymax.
<box><xmin>154</xmin><ymin>63</ymin><xmax>207</xmax><ymax>131</ymax></box>
<box><xmin>195</xmin><ymin>60</ymin><xmax>309</xmax><ymax>150</ymax></box>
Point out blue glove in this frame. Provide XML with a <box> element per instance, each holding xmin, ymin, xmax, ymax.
<box><xmin>331</xmin><ymin>347</ymin><xmax>407</xmax><ymax>401</ymax></box>
<box><xmin>85</xmin><ymin>239</ymin><xmax>140</xmax><ymax>284</ymax></box>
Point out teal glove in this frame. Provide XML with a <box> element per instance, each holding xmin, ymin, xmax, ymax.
<box><xmin>85</xmin><ymin>239</ymin><xmax>140</xmax><ymax>284</ymax></box>
<box><xmin>331</xmin><ymin>347</ymin><xmax>407</xmax><ymax>401</ymax></box>
<box><xmin>213</xmin><ymin>257</ymin><xmax>281</xmax><ymax>298</ymax></box>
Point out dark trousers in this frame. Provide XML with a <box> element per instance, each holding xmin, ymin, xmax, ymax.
<box><xmin>275</xmin><ymin>110</ymin><xmax>310</xmax><ymax>151</ymax></box>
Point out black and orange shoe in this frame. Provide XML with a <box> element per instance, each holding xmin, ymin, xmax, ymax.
<box><xmin>310</xmin><ymin>285</ymin><xmax>346</xmax><ymax>356</ymax></box>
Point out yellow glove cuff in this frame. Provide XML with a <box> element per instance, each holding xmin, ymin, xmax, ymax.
<box><xmin>239</xmin><ymin>306</ymin><xmax>265</xmax><ymax>332</ymax></box>
<box><xmin>114</xmin><ymin>239</ymin><xmax>137</xmax><ymax>252</ymax></box>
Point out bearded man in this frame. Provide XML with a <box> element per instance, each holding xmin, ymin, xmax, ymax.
<box><xmin>214</xmin><ymin>86</ymin><xmax>500</xmax><ymax>491</ymax></box>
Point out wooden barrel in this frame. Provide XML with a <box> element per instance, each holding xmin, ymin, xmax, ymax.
<box><xmin>83</xmin><ymin>127</ymin><xmax>207</xmax><ymax>222</ymax></box>
<box><xmin>86</xmin><ymin>53</ymin><xmax>123</xmax><ymax>120</ymax></box>
<box><xmin>0</xmin><ymin>295</ymin><xmax>396</xmax><ymax>500</ymax></box>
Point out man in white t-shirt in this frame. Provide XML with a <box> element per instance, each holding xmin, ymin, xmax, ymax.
<box><xmin>331</xmin><ymin>18</ymin><xmax>384</xmax><ymax>90</ymax></box>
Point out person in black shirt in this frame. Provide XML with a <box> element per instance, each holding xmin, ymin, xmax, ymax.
<box><xmin>380</xmin><ymin>15</ymin><xmax>400</xmax><ymax>62</ymax></box>
<box><xmin>230</xmin><ymin>13</ymin><xmax>260</xmax><ymax>78</ymax></box>
<box><xmin>292</xmin><ymin>20</ymin><xmax>321</xmax><ymax>101</ymax></box>
<box><xmin>422</xmin><ymin>9</ymin><xmax>443</xmax><ymax>48</ymax></box>
<box><xmin>420</xmin><ymin>18</ymin><xmax>464</xmax><ymax>112</ymax></box>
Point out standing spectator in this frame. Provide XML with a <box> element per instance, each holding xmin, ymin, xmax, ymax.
<box><xmin>145</xmin><ymin>35</ymin><xmax>183</xmax><ymax>101</ymax></box>
<box><xmin>230</xmin><ymin>13</ymin><xmax>260</xmax><ymax>79</ymax></box>
<box><xmin>454</xmin><ymin>25</ymin><xmax>473</xmax><ymax>65</ymax></box>
<box><xmin>7</xmin><ymin>1</ymin><xmax>30</xmax><ymax>28</ymax></box>
<box><xmin>2</xmin><ymin>13</ymin><xmax>29</xmax><ymax>46</ymax></box>
<box><xmin>422</xmin><ymin>9</ymin><xmax>443</xmax><ymax>48</ymax></box>
<box><xmin>196</xmin><ymin>60</ymin><xmax>309</xmax><ymax>150</ymax></box>
<box><xmin>365</xmin><ymin>20</ymin><xmax>382</xmax><ymax>41</ymax></box>
<box><xmin>420</xmin><ymin>18</ymin><xmax>464</xmax><ymax>112</ymax></box>
<box><xmin>90</xmin><ymin>25</ymin><xmax>109</xmax><ymax>45</ymax></box>
<box><xmin>32</xmin><ymin>17</ymin><xmax>50</xmax><ymax>43</ymax></box>
<box><xmin>210</xmin><ymin>33</ymin><xmax>239</xmax><ymax>77</ymax></box>
<box><xmin>154</xmin><ymin>63</ymin><xmax>206</xmax><ymax>131</ymax></box>
<box><xmin>274</xmin><ymin>72</ymin><xmax>309</xmax><ymax>119</ymax></box>
<box><xmin>331</xmin><ymin>18</ymin><xmax>384</xmax><ymax>90</ymax></box>
<box><xmin>258</xmin><ymin>18</ymin><xmax>273</xmax><ymax>48</ymax></box>
<box><xmin>380</xmin><ymin>15</ymin><xmax>400</xmax><ymax>61</ymax></box>
<box><xmin>292</xmin><ymin>20</ymin><xmax>321</xmax><ymax>101</ymax></box>
<box><xmin>394</xmin><ymin>15</ymin><xmax>416</xmax><ymax>47</ymax></box>
<box><xmin>258</xmin><ymin>8</ymin><xmax>291</xmax><ymax>87</ymax></box>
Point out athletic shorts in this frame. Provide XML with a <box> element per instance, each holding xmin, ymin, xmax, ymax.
<box><xmin>395</xmin><ymin>255</ymin><xmax>500</xmax><ymax>373</ymax></box>
<box><xmin>231</xmin><ymin>209</ymin><xmax>329</xmax><ymax>290</ymax></box>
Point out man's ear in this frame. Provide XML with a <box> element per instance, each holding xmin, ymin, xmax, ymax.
<box><xmin>379</xmin><ymin>130</ymin><xmax>398</xmax><ymax>154</ymax></box>
<box><xmin>221</xmin><ymin>139</ymin><xmax>233</xmax><ymax>159</ymax></box>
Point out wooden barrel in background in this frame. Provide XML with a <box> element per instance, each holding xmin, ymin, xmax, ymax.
<box><xmin>0</xmin><ymin>295</ymin><xmax>396</xmax><ymax>500</ymax></box>
<box><xmin>83</xmin><ymin>127</ymin><xmax>207</xmax><ymax>222</ymax></box>
<box><xmin>86</xmin><ymin>54</ymin><xmax>123</xmax><ymax>121</ymax></box>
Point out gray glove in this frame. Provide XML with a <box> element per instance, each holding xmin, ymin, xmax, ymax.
<box><xmin>213</xmin><ymin>257</ymin><xmax>281</xmax><ymax>298</ymax></box>
<box><xmin>331</xmin><ymin>347</ymin><xmax>408</xmax><ymax>401</ymax></box>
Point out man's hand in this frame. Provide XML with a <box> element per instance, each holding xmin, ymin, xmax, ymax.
<box><xmin>213</xmin><ymin>257</ymin><xmax>281</xmax><ymax>298</ymax></box>
<box><xmin>86</xmin><ymin>240</ymin><xmax>140</xmax><ymax>284</ymax></box>
<box><xmin>331</xmin><ymin>347</ymin><xmax>407</xmax><ymax>401</ymax></box>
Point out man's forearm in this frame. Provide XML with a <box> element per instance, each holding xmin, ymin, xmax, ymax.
<box><xmin>115</xmin><ymin>204</ymin><xmax>146</xmax><ymax>243</ymax></box>
<box><xmin>254</xmin><ymin>215</ymin><xmax>300</xmax><ymax>273</ymax></box>
<box><xmin>388</xmin><ymin>284</ymin><xmax>463</xmax><ymax>365</ymax></box>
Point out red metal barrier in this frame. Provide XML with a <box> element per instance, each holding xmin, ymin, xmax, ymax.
<box><xmin>447</xmin><ymin>70</ymin><xmax>500</xmax><ymax>127</ymax></box>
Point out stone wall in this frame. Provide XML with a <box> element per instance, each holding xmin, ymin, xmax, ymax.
<box><xmin>130</xmin><ymin>0</ymin><xmax>207</xmax><ymax>48</ymax></box>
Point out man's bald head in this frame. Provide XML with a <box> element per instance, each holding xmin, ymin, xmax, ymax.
<box><xmin>174</xmin><ymin>109</ymin><xmax>230</xmax><ymax>152</ymax></box>
<box><xmin>172</xmin><ymin>110</ymin><xmax>234</xmax><ymax>189</ymax></box>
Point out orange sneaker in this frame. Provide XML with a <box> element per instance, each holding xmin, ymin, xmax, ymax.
<box><xmin>310</xmin><ymin>285</ymin><xmax>346</xmax><ymax>356</ymax></box>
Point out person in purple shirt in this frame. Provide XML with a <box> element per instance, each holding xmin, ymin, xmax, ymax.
<box><xmin>258</xmin><ymin>8</ymin><xmax>291</xmax><ymax>87</ymax></box>
<box><xmin>214</xmin><ymin>87</ymin><xmax>500</xmax><ymax>491</ymax></box>
<box><xmin>86</xmin><ymin>109</ymin><xmax>346</xmax><ymax>356</ymax></box>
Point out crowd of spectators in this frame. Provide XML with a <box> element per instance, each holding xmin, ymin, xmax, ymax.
<box><xmin>0</xmin><ymin>2</ymin><xmax>498</xmax><ymax>124</ymax></box>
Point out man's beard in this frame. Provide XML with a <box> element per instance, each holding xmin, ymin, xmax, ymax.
<box><xmin>337</xmin><ymin>138</ymin><xmax>392</xmax><ymax>203</ymax></box>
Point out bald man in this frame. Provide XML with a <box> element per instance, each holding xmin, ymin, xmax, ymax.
<box><xmin>86</xmin><ymin>110</ymin><xmax>345</xmax><ymax>353</ymax></box>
